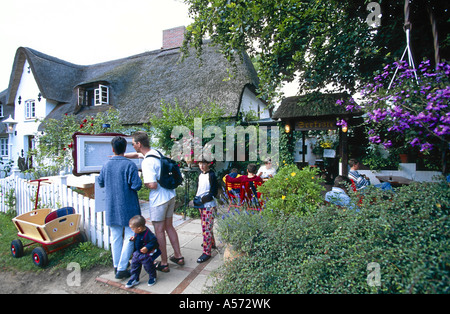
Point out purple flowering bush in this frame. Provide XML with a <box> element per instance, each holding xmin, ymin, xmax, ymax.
<box><xmin>338</xmin><ymin>59</ymin><xmax>449</xmax><ymax>157</ymax></box>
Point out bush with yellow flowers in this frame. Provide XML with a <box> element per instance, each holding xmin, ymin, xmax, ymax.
<box><xmin>258</xmin><ymin>164</ymin><xmax>324</xmax><ymax>219</ymax></box>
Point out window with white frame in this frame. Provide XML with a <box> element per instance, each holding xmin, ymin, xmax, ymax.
<box><xmin>77</xmin><ymin>83</ymin><xmax>110</xmax><ymax>107</ymax></box>
<box><xmin>0</xmin><ymin>105</ymin><xmax>3</xmax><ymax>118</ymax></box>
<box><xmin>0</xmin><ymin>138</ymin><xmax>8</xmax><ymax>157</ymax></box>
<box><xmin>94</xmin><ymin>85</ymin><xmax>109</xmax><ymax>106</ymax></box>
<box><xmin>25</xmin><ymin>100</ymin><xmax>36</xmax><ymax>119</ymax></box>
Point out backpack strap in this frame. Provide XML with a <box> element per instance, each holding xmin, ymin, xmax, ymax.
<box><xmin>145</xmin><ymin>149</ymin><xmax>163</xmax><ymax>159</ymax></box>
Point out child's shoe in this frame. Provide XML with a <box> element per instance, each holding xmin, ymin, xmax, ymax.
<box><xmin>125</xmin><ymin>279</ymin><xmax>139</xmax><ymax>288</ymax></box>
<box><xmin>197</xmin><ymin>253</ymin><xmax>211</xmax><ymax>263</ymax></box>
<box><xmin>148</xmin><ymin>277</ymin><xmax>157</xmax><ymax>286</ymax></box>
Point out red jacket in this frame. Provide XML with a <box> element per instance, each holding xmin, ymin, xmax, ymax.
<box><xmin>226</xmin><ymin>174</ymin><xmax>263</xmax><ymax>184</ymax></box>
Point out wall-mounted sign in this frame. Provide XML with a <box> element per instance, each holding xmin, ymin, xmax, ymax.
<box><xmin>72</xmin><ymin>132</ymin><xmax>141</xmax><ymax>176</ymax></box>
<box><xmin>296</xmin><ymin>120</ymin><xmax>337</xmax><ymax>131</ymax></box>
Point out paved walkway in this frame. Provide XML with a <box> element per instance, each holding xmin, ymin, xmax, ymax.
<box><xmin>95</xmin><ymin>203</ymin><xmax>225</xmax><ymax>294</ymax></box>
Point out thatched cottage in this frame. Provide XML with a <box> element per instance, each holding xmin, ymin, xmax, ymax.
<box><xmin>0</xmin><ymin>26</ymin><xmax>270</xmax><ymax>172</ymax></box>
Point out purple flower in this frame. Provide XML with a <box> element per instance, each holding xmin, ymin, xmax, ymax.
<box><xmin>420</xmin><ymin>143</ymin><xmax>433</xmax><ymax>152</ymax></box>
<box><xmin>382</xmin><ymin>140</ymin><xmax>393</xmax><ymax>149</ymax></box>
<box><xmin>361</xmin><ymin>58</ymin><xmax>449</xmax><ymax>153</ymax></box>
<box><xmin>336</xmin><ymin>119</ymin><xmax>347</xmax><ymax>128</ymax></box>
<box><xmin>440</xmin><ymin>113</ymin><xmax>450</xmax><ymax>124</ymax></box>
<box><xmin>369</xmin><ymin>135</ymin><xmax>381</xmax><ymax>144</ymax></box>
<box><xmin>410</xmin><ymin>138</ymin><xmax>421</xmax><ymax>147</ymax></box>
<box><xmin>434</xmin><ymin>125</ymin><xmax>450</xmax><ymax>137</ymax></box>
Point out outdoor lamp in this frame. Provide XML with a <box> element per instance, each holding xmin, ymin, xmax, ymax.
<box><xmin>342</xmin><ymin>125</ymin><xmax>348</xmax><ymax>133</ymax></box>
<box><xmin>2</xmin><ymin>115</ymin><xmax>17</xmax><ymax>134</ymax></box>
<box><xmin>285</xmin><ymin>123</ymin><xmax>291</xmax><ymax>133</ymax></box>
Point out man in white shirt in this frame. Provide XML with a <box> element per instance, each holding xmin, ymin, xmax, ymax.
<box><xmin>131</xmin><ymin>131</ymin><xmax>184</xmax><ymax>272</ymax></box>
<box><xmin>257</xmin><ymin>157</ymin><xmax>277</xmax><ymax>180</ymax></box>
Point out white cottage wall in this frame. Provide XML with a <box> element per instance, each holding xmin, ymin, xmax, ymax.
<box><xmin>10</xmin><ymin>60</ymin><xmax>56</xmax><ymax>166</ymax></box>
<box><xmin>240</xmin><ymin>86</ymin><xmax>269</xmax><ymax>119</ymax></box>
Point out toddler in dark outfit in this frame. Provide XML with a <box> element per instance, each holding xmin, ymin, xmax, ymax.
<box><xmin>125</xmin><ymin>215</ymin><xmax>160</xmax><ymax>288</ymax></box>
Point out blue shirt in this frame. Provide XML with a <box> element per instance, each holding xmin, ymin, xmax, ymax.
<box><xmin>133</xmin><ymin>228</ymin><xmax>158</xmax><ymax>253</ymax></box>
<box><xmin>97</xmin><ymin>156</ymin><xmax>142</xmax><ymax>226</ymax></box>
<box><xmin>348</xmin><ymin>170</ymin><xmax>370</xmax><ymax>190</ymax></box>
<box><xmin>325</xmin><ymin>187</ymin><xmax>355</xmax><ymax>210</ymax></box>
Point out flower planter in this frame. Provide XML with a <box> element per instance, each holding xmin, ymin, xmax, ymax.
<box><xmin>223</xmin><ymin>245</ymin><xmax>245</xmax><ymax>262</ymax></box>
<box><xmin>399</xmin><ymin>154</ymin><xmax>408</xmax><ymax>163</ymax></box>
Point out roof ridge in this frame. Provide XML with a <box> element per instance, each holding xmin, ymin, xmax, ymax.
<box><xmin>82</xmin><ymin>49</ymin><xmax>164</xmax><ymax>68</ymax></box>
<box><xmin>21</xmin><ymin>47</ymin><xmax>82</xmax><ymax>70</ymax></box>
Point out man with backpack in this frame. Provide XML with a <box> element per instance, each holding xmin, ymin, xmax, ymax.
<box><xmin>131</xmin><ymin>131</ymin><xmax>184</xmax><ymax>272</ymax></box>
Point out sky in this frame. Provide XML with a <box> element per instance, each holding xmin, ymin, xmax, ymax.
<box><xmin>0</xmin><ymin>0</ymin><xmax>193</xmax><ymax>89</ymax></box>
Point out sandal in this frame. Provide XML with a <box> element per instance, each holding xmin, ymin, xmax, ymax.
<box><xmin>197</xmin><ymin>253</ymin><xmax>211</xmax><ymax>263</ymax></box>
<box><xmin>169</xmin><ymin>256</ymin><xmax>185</xmax><ymax>266</ymax></box>
<box><xmin>155</xmin><ymin>262</ymin><xmax>170</xmax><ymax>272</ymax></box>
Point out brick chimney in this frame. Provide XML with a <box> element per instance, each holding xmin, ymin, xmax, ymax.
<box><xmin>162</xmin><ymin>26</ymin><xmax>186</xmax><ymax>50</ymax></box>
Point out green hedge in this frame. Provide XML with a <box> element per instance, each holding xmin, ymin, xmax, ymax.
<box><xmin>257</xmin><ymin>165</ymin><xmax>324</xmax><ymax>218</ymax></box>
<box><xmin>211</xmin><ymin>179</ymin><xmax>450</xmax><ymax>294</ymax></box>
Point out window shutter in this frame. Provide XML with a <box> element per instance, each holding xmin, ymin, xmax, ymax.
<box><xmin>94</xmin><ymin>88</ymin><xmax>101</xmax><ymax>106</ymax></box>
<box><xmin>77</xmin><ymin>87</ymin><xmax>84</xmax><ymax>106</ymax></box>
<box><xmin>94</xmin><ymin>85</ymin><xmax>109</xmax><ymax>105</ymax></box>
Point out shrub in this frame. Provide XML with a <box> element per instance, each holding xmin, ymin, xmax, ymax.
<box><xmin>209</xmin><ymin>179</ymin><xmax>450</xmax><ymax>294</ymax></box>
<box><xmin>257</xmin><ymin>164</ymin><xmax>324</xmax><ymax>218</ymax></box>
<box><xmin>217</xmin><ymin>208</ymin><xmax>270</xmax><ymax>253</ymax></box>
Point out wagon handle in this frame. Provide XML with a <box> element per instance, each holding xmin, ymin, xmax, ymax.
<box><xmin>29</xmin><ymin>179</ymin><xmax>50</xmax><ymax>211</ymax></box>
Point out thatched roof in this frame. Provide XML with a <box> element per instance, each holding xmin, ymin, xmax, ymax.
<box><xmin>6</xmin><ymin>47</ymin><xmax>84</xmax><ymax>105</ymax></box>
<box><xmin>7</xmin><ymin>43</ymin><xmax>260</xmax><ymax>126</ymax></box>
<box><xmin>0</xmin><ymin>89</ymin><xmax>7</xmax><ymax>105</ymax></box>
<box><xmin>273</xmin><ymin>92</ymin><xmax>358</xmax><ymax>119</ymax></box>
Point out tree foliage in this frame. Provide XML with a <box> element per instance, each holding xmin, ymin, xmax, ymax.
<box><xmin>183</xmin><ymin>0</ymin><xmax>449</xmax><ymax>103</ymax></box>
<box><xmin>148</xmin><ymin>99</ymin><xmax>227</xmax><ymax>155</ymax></box>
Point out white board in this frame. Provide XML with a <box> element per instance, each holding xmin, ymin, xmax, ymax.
<box><xmin>72</xmin><ymin>133</ymin><xmax>141</xmax><ymax>176</ymax></box>
<box><xmin>95</xmin><ymin>176</ymin><xmax>106</xmax><ymax>212</ymax></box>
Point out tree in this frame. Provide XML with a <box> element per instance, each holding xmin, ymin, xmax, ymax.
<box><xmin>182</xmin><ymin>0</ymin><xmax>449</xmax><ymax>104</ymax></box>
<box><xmin>148</xmin><ymin>99</ymin><xmax>226</xmax><ymax>161</ymax></box>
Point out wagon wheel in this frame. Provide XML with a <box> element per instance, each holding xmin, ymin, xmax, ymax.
<box><xmin>11</xmin><ymin>239</ymin><xmax>24</xmax><ymax>258</ymax></box>
<box><xmin>77</xmin><ymin>231</ymin><xmax>88</xmax><ymax>243</ymax></box>
<box><xmin>31</xmin><ymin>247</ymin><xmax>48</xmax><ymax>268</ymax></box>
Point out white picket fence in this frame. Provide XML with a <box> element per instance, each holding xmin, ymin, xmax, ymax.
<box><xmin>0</xmin><ymin>168</ymin><xmax>110</xmax><ymax>250</ymax></box>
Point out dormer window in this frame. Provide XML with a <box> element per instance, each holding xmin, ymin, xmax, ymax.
<box><xmin>77</xmin><ymin>83</ymin><xmax>110</xmax><ymax>107</ymax></box>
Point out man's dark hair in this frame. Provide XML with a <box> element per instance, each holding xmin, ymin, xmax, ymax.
<box><xmin>247</xmin><ymin>163</ymin><xmax>258</xmax><ymax>174</ymax></box>
<box><xmin>111</xmin><ymin>136</ymin><xmax>127</xmax><ymax>155</ymax></box>
<box><xmin>348</xmin><ymin>158</ymin><xmax>359</xmax><ymax>168</ymax></box>
<box><xmin>132</xmin><ymin>131</ymin><xmax>150</xmax><ymax>148</ymax></box>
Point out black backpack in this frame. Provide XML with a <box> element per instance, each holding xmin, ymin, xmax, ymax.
<box><xmin>145</xmin><ymin>150</ymin><xmax>183</xmax><ymax>190</ymax></box>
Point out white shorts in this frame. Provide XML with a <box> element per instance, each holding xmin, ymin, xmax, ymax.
<box><xmin>149</xmin><ymin>197</ymin><xmax>176</xmax><ymax>222</ymax></box>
